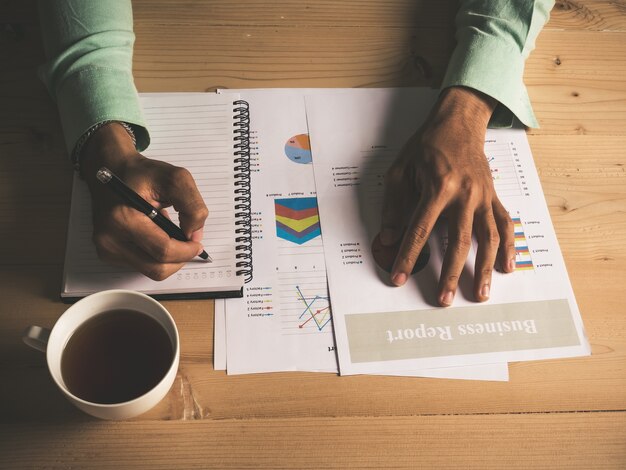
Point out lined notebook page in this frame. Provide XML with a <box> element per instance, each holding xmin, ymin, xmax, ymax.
<box><xmin>62</xmin><ymin>93</ymin><xmax>244</xmax><ymax>298</ymax></box>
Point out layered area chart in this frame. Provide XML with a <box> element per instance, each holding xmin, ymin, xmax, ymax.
<box><xmin>275</xmin><ymin>197</ymin><xmax>321</xmax><ymax>245</ymax></box>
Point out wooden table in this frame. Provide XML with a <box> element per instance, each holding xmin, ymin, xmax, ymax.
<box><xmin>2</xmin><ymin>1</ymin><xmax>625</xmax><ymax>467</ymax></box>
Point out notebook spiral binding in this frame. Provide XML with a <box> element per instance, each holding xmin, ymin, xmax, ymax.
<box><xmin>233</xmin><ymin>100</ymin><xmax>253</xmax><ymax>283</ymax></box>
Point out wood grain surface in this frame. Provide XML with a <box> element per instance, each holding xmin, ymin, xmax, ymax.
<box><xmin>1</xmin><ymin>0</ymin><xmax>625</xmax><ymax>468</ymax></box>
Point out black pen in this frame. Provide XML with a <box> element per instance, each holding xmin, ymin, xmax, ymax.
<box><xmin>96</xmin><ymin>167</ymin><xmax>211</xmax><ymax>262</ymax></box>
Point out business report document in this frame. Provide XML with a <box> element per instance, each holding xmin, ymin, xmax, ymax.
<box><xmin>217</xmin><ymin>89</ymin><xmax>508</xmax><ymax>380</ymax></box>
<box><xmin>306</xmin><ymin>88</ymin><xmax>591</xmax><ymax>375</ymax></box>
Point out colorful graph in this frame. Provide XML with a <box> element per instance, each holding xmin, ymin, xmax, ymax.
<box><xmin>275</xmin><ymin>197</ymin><xmax>321</xmax><ymax>245</ymax></box>
<box><xmin>512</xmin><ymin>217</ymin><xmax>533</xmax><ymax>270</ymax></box>
<box><xmin>485</xmin><ymin>141</ymin><xmax>526</xmax><ymax>198</ymax></box>
<box><xmin>277</xmin><ymin>268</ymin><xmax>333</xmax><ymax>336</ymax></box>
<box><xmin>285</xmin><ymin>134</ymin><xmax>312</xmax><ymax>164</ymax></box>
<box><xmin>295</xmin><ymin>285</ymin><xmax>332</xmax><ymax>331</ymax></box>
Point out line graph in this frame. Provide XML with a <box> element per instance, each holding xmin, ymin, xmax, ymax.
<box><xmin>485</xmin><ymin>140</ymin><xmax>529</xmax><ymax>198</ymax></box>
<box><xmin>278</xmin><ymin>269</ymin><xmax>333</xmax><ymax>336</ymax></box>
<box><xmin>295</xmin><ymin>285</ymin><xmax>332</xmax><ymax>331</ymax></box>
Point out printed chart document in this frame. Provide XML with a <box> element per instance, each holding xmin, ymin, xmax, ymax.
<box><xmin>306</xmin><ymin>89</ymin><xmax>591</xmax><ymax>375</ymax></box>
<box><xmin>217</xmin><ymin>89</ymin><xmax>508</xmax><ymax>381</ymax></box>
<box><xmin>220</xmin><ymin>89</ymin><xmax>338</xmax><ymax>374</ymax></box>
<box><xmin>62</xmin><ymin>93</ymin><xmax>252</xmax><ymax>300</ymax></box>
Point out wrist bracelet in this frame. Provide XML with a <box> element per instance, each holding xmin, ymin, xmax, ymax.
<box><xmin>72</xmin><ymin>121</ymin><xmax>137</xmax><ymax>172</ymax></box>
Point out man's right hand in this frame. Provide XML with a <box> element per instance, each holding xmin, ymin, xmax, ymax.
<box><xmin>80</xmin><ymin>122</ymin><xmax>209</xmax><ymax>281</ymax></box>
<box><xmin>379</xmin><ymin>87</ymin><xmax>515</xmax><ymax>307</ymax></box>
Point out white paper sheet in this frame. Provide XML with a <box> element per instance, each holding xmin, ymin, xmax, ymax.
<box><xmin>220</xmin><ymin>89</ymin><xmax>337</xmax><ymax>374</ymax></box>
<box><xmin>214</xmin><ymin>299</ymin><xmax>226</xmax><ymax>370</ymax></box>
<box><xmin>217</xmin><ymin>89</ymin><xmax>509</xmax><ymax>381</ymax></box>
<box><xmin>306</xmin><ymin>88</ymin><xmax>591</xmax><ymax>375</ymax></box>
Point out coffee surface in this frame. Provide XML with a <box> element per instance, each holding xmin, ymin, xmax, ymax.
<box><xmin>61</xmin><ymin>309</ymin><xmax>174</xmax><ymax>404</ymax></box>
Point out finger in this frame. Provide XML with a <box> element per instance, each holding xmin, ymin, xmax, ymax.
<box><xmin>158</xmin><ymin>208</ymin><xmax>205</xmax><ymax>244</ymax></box>
<box><xmin>159</xmin><ymin>167</ymin><xmax>209</xmax><ymax>238</ymax></box>
<box><xmin>159</xmin><ymin>208</ymin><xmax>205</xmax><ymax>244</ymax></box>
<box><xmin>190</xmin><ymin>228</ymin><xmax>204</xmax><ymax>243</ymax></box>
<box><xmin>120</xmin><ymin>211</ymin><xmax>205</xmax><ymax>263</ymax></box>
<box><xmin>105</xmin><ymin>205</ymin><xmax>203</xmax><ymax>263</ymax></box>
<box><xmin>93</xmin><ymin>231</ymin><xmax>186</xmax><ymax>281</ymax></box>
<box><xmin>493</xmin><ymin>198</ymin><xmax>516</xmax><ymax>273</ymax></box>
<box><xmin>473</xmin><ymin>208</ymin><xmax>500</xmax><ymax>302</ymax></box>
<box><xmin>438</xmin><ymin>208</ymin><xmax>474</xmax><ymax>307</ymax></box>
<box><xmin>159</xmin><ymin>208</ymin><xmax>171</xmax><ymax>220</ymax></box>
<box><xmin>390</xmin><ymin>197</ymin><xmax>443</xmax><ymax>286</ymax></box>
<box><xmin>380</xmin><ymin>160</ymin><xmax>409</xmax><ymax>246</ymax></box>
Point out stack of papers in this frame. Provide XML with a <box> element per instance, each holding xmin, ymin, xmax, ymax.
<box><xmin>213</xmin><ymin>88</ymin><xmax>590</xmax><ymax>381</ymax></box>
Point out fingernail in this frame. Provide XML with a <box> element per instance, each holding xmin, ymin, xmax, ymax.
<box><xmin>380</xmin><ymin>229</ymin><xmax>398</xmax><ymax>246</ymax></box>
<box><xmin>507</xmin><ymin>258</ymin><xmax>516</xmax><ymax>272</ymax></box>
<box><xmin>480</xmin><ymin>284</ymin><xmax>490</xmax><ymax>299</ymax></box>
<box><xmin>440</xmin><ymin>290</ymin><xmax>454</xmax><ymax>306</ymax></box>
<box><xmin>392</xmin><ymin>272</ymin><xmax>407</xmax><ymax>286</ymax></box>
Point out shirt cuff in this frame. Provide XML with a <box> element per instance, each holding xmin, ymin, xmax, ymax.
<box><xmin>54</xmin><ymin>66</ymin><xmax>150</xmax><ymax>153</ymax></box>
<box><xmin>441</xmin><ymin>32</ymin><xmax>539</xmax><ymax>129</ymax></box>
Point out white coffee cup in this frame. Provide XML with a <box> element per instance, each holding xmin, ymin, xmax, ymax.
<box><xmin>23</xmin><ymin>289</ymin><xmax>180</xmax><ymax>420</ymax></box>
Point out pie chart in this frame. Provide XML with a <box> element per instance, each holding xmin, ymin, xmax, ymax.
<box><xmin>285</xmin><ymin>134</ymin><xmax>312</xmax><ymax>164</ymax></box>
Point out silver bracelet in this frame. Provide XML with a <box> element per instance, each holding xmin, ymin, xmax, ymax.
<box><xmin>72</xmin><ymin>121</ymin><xmax>137</xmax><ymax>172</ymax></box>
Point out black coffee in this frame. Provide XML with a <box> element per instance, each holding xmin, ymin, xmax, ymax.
<box><xmin>61</xmin><ymin>309</ymin><xmax>174</xmax><ymax>404</ymax></box>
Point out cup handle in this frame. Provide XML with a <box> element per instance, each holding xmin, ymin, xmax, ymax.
<box><xmin>23</xmin><ymin>326</ymin><xmax>51</xmax><ymax>353</ymax></box>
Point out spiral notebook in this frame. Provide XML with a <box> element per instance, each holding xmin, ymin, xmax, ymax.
<box><xmin>61</xmin><ymin>93</ymin><xmax>252</xmax><ymax>301</ymax></box>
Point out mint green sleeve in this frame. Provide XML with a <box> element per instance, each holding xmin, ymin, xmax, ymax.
<box><xmin>441</xmin><ymin>0</ymin><xmax>555</xmax><ymax>128</ymax></box>
<box><xmin>37</xmin><ymin>0</ymin><xmax>149</xmax><ymax>154</ymax></box>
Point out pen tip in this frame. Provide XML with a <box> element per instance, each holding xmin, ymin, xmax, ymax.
<box><xmin>199</xmin><ymin>250</ymin><xmax>212</xmax><ymax>262</ymax></box>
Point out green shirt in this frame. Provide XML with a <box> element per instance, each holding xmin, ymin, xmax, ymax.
<box><xmin>38</xmin><ymin>0</ymin><xmax>554</xmax><ymax>155</ymax></box>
